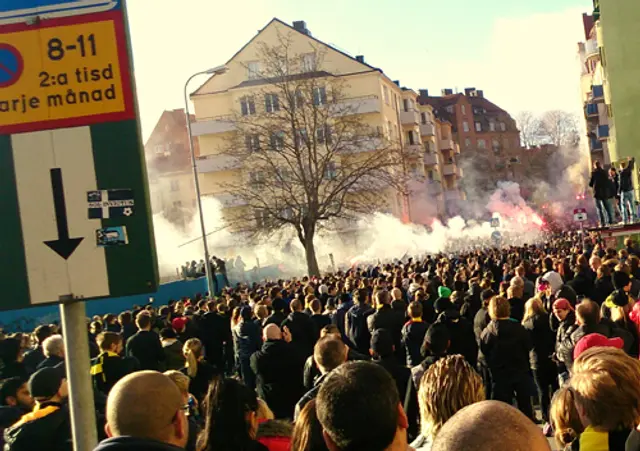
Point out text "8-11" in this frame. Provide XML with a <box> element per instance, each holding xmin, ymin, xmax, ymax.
<box><xmin>47</xmin><ymin>34</ymin><xmax>97</xmax><ymax>61</ymax></box>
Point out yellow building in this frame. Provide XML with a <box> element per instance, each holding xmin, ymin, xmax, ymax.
<box><xmin>190</xmin><ymin>19</ymin><xmax>462</xmax><ymax>227</ymax></box>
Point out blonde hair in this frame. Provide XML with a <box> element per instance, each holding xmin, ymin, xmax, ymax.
<box><xmin>522</xmin><ymin>296</ymin><xmax>547</xmax><ymax>324</ymax></box>
<box><xmin>570</xmin><ymin>347</ymin><xmax>640</xmax><ymax>430</ymax></box>
<box><xmin>550</xmin><ymin>386</ymin><xmax>583</xmax><ymax>448</ymax></box>
<box><xmin>164</xmin><ymin>370</ymin><xmax>190</xmax><ymax>396</ymax></box>
<box><xmin>183</xmin><ymin>338</ymin><xmax>204</xmax><ymax>378</ymax></box>
<box><xmin>611</xmin><ymin>298</ymin><xmax>635</xmax><ymax>323</ymax></box>
<box><xmin>256</xmin><ymin>398</ymin><xmax>274</xmax><ymax>420</ymax></box>
<box><xmin>418</xmin><ymin>355</ymin><xmax>485</xmax><ymax>439</ymax></box>
<box><xmin>506</xmin><ymin>285</ymin><xmax>523</xmax><ymax>300</ymax></box>
<box><xmin>488</xmin><ymin>296</ymin><xmax>510</xmax><ymax>320</ymax></box>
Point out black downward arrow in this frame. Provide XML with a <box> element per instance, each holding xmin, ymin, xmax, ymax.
<box><xmin>44</xmin><ymin>168</ymin><xmax>84</xmax><ymax>260</ymax></box>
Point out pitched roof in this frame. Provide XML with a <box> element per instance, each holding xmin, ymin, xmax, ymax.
<box><xmin>418</xmin><ymin>92</ymin><xmax>507</xmax><ymax>122</ymax></box>
<box><xmin>192</xmin><ymin>18</ymin><xmax>381</xmax><ymax>96</ymax></box>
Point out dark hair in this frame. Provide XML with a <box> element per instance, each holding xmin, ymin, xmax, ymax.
<box><xmin>160</xmin><ymin>328</ymin><xmax>177</xmax><ymax>340</ymax></box>
<box><xmin>96</xmin><ymin>332</ymin><xmax>122</xmax><ymax>352</ymax></box>
<box><xmin>0</xmin><ymin>377</ymin><xmax>26</xmax><ymax>406</ymax></box>
<box><xmin>316</xmin><ymin>362</ymin><xmax>399</xmax><ymax>451</ymax></box>
<box><xmin>135</xmin><ymin>312</ymin><xmax>151</xmax><ymax>330</ymax></box>
<box><xmin>240</xmin><ymin>307</ymin><xmax>252</xmax><ymax>322</ymax></box>
<box><xmin>34</xmin><ymin>325</ymin><xmax>53</xmax><ymax>345</ymax></box>
<box><xmin>314</xmin><ymin>337</ymin><xmax>346</xmax><ymax>372</ymax></box>
<box><xmin>197</xmin><ymin>376</ymin><xmax>259</xmax><ymax>451</ymax></box>
<box><xmin>291</xmin><ymin>399</ymin><xmax>329</xmax><ymax>451</ymax></box>
<box><xmin>408</xmin><ymin>301</ymin><xmax>423</xmax><ymax>319</ymax></box>
<box><xmin>0</xmin><ymin>338</ymin><xmax>22</xmax><ymax>364</ymax></box>
<box><xmin>118</xmin><ymin>311</ymin><xmax>132</xmax><ymax>325</ymax></box>
<box><xmin>421</xmin><ymin>323</ymin><xmax>450</xmax><ymax>357</ymax></box>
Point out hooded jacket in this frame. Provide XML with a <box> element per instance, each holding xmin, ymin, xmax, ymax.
<box><xmin>401</xmin><ymin>319</ymin><xmax>429</xmax><ymax>367</ymax></box>
<box><xmin>522</xmin><ymin>312</ymin><xmax>555</xmax><ymax>370</ymax></box>
<box><xmin>93</xmin><ymin>436</ymin><xmax>186</xmax><ymax>451</ymax></box>
<box><xmin>345</xmin><ymin>303</ymin><xmax>375</xmax><ymax>355</ymax></box>
<box><xmin>233</xmin><ymin>320</ymin><xmax>262</xmax><ymax>360</ymax></box>
<box><xmin>4</xmin><ymin>402</ymin><xmax>71</xmax><ymax>451</ymax></box>
<box><xmin>436</xmin><ymin>310</ymin><xmax>478</xmax><ymax>367</ymax></box>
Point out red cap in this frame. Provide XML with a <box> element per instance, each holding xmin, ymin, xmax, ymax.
<box><xmin>171</xmin><ymin>317</ymin><xmax>188</xmax><ymax>331</ymax></box>
<box><xmin>553</xmin><ymin>298</ymin><xmax>574</xmax><ymax>311</ymax></box>
<box><xmin>573</xmin><ymin>333</ymin><xmax>624</xmax><ymax>360</ymax></box>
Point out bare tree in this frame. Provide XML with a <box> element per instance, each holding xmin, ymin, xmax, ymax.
<box><xmin>539</xmin><ymin>110</ymin><xmax>580</xmax><ymax>148</ymax></box>
<box><xmin>217</xmin><ymin>33</ymin><xmax>407</xmax><ymax>276</ymax></box>
<box><xmin>515</xmin><ymin>111</ymin><xmax>543</xmax><ymax>148</ymax></box>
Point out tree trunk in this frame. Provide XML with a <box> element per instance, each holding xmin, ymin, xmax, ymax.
<box><xmin>303</xmin><ymin>234</ymin><xmax>321</xmax><ymax>277</ymax></box>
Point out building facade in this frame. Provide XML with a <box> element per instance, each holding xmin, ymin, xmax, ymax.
<box><xmin>144</xmin><ymin>109</ymin><xmax>197</xmax><ymax>227</ymax></box>
<box><xmin>189</xmin><ymin>19</ymin><xmax>464</xmax><ymax>227</ymax></box>
<box><xmin>577</xmin><ymin>12</ymin><xmax>612</xmax><ymax>168</ymax></box>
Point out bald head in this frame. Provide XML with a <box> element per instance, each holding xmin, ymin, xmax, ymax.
<box><xmin>432</xmin><ymin>401</ymin><xmax>550</xmax><ymax>451</ymax></box>
<box><xmin>106</xmin><ymin>371</ymin><xmax>187</xmax><ymax>447</ymax></box>
<box><xmin>263</xmin><ymin>323</ymin><xmax>282</xmax><ymax>341</ymax></box>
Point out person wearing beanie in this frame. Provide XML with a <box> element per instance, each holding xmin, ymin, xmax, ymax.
<box><xmin>602</xmin><ymin>271</ymin><xmax>632</xmax><ymax>320</ymax></box>
<box><xmin>437</xmin><ymin>286</ymin><xmax>452</xmax><ymax>299</ymax></box>
<box><xmin>4</xmin><ymin>367</ymin><xmax>71</xmax><ymax>451</ymax></box>
<box><xmin>367</xmin><ymin>291</ymin><xmax>406</xmax><ymax>365</ymax></box>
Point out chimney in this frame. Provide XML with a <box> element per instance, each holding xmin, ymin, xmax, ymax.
<box><xmin>442</xmin><ymin>89</ymin><xmax>453</xmax><ymax>96</ymax></box>
<box><xmin>393</xmin><ymin>80</ymin><xmax>400</xmax><ymax>87</ymax></box>
<box><xmin>464</xmin><ymin>87</ymin><xmax>476</xmax><ymax>96</ymax></box>
<box><xmin>419</xmin><ymin>89</ymin><xmax>429</xmax><ymax>97</ymax></box>
<box><xmin>476</xmin><ymin>90</ymin><xmax>484</xmax><ymax>98</ymax></box>
<box><xmin>355</xmin><ymin>55</ymin><xmax>365</xmax><ymax>63</ymax></box>
<box><xmin>292</xmin><ymin>20</ymin><xmax>311</xmax><ymax>36</ymax></box>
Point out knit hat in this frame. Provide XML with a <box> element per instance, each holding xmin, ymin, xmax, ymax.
<box><xmin>438</xmin><ymin>286</ymin><xmax>452</xmax><ymax>299</ymax></box>
<box><xmin>552</xmin><ymin>298</ymin><xmax>574</xmax><ymax>311</ymax></box>
<box><xmin>612</xmin><ymin>289</ymin><xmax>630</xmax><ymax>307</ymax></box>
<box><xmin>29</xmin><ymin>367</ymin><xmax>65</xmax><ymax>400</ymax></box>
<box><xmin>613</xmin><ymin>271</ymin><xmax>631</xmax><ymax>290</ymax></box>
<box><xmin>573</xmin><ymin>333</ymin><xmax>624</xmax><ymax>360</ymax></box>
<box><xmin>434</xmin><ymin>298</ymin><xmax>454</xmax><ymax>314</ymax></box>
<box><xmin>370</xmin><ymin>329</ymin><xmax>394</xmax><ymax>357</ymax></box>
<box><xmin>171</xmin><ymin>317</ymin><xmax>188</xmax><ymax>331</ymax></box>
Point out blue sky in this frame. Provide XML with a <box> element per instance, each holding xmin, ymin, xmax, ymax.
<box><xmin>126</xmin><ymin>0</ymin><xmax>590</xmax><ymax>140</ymax></box>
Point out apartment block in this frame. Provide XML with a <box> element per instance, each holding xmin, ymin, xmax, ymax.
<box><xmin>144</xmin><ymin>109</ymin><xmax>197</xmax><ymax>227</ymax></box>
<box><xmin>189</xmin><ymin>19</ymin><xmax>464</xmax><ymax>226</ymax></box>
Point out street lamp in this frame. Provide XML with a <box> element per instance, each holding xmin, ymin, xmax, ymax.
<box><xmin>184</xmin><ymin>65</ymin><xmax>228</xmax><ymax>297</ymax></box>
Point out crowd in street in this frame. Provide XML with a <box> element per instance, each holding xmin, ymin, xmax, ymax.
<box><xmin>2</xmin><ymin>231</ymin><xmax>640</xmax><ymax>450</ymax></box>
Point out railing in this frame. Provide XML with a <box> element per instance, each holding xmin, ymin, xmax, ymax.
<box><xmin>190</xmin><ymin>114</ymin><xmax>236</xmax><ymax>136</ymax></box>
<box><xmin>440</xmin><ymin>139</ymin><xmax>454</xmax><ymax>150</ymax></box>
<box><xmin>400</xmin><ymin>109</ymin><xmax>420</xmax><ymax>125</ymax></box>
<box><xmin>592</xmin><ymin>85</ymin><xmax>604</xmax><ymax>101</ymax></box>
<box><xmin>196</xmin><ymin>154</ymin><xmax>241</xmax><ymax>173</ymax></box>
<box><xmin>585</xmin><ymin>103</ymin><xmax>599</xmax><ymax>117</ymax></box>
<box><xmin>443</xmin><ymin>163</ymin><xmax>461</xmax><ymax>177</ymax></box>
<box><xmin>419</xmin><ymin>122</ymin><xmax>435</xmax><ymax>136</ymax></box>
<box><xmin>597</xmin><ymin>124</ymin><xmax>610</xmax><ymax>140</ymax></box>
<box><xmin>332</xmin><ymin>95</ymin><xmax>381</xmax><ymax>116</ymax></box>
<box><xmin>424</xmin><ymin>153</ymin><xmax>438</xmax><ymax>166</ymax></box>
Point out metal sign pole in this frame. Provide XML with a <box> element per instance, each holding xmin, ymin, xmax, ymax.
<box><xmin>60</xmin><ymin>298</ymin><xmax>97</xmax><ymax>451</ymax></box>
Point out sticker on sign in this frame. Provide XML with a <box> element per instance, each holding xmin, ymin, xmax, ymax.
<box><xmin>0</xmin><ymin>11</ymin><xmax>134</xmax><ymax>134</ymax></box>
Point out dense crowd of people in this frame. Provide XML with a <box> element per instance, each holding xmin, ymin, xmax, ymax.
<box><xmin>2</xmin><ymin>231</ymin><xmax>640</xmax><ymax>450</ymax></box>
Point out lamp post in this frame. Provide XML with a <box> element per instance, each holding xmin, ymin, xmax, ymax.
<box><xmin>184</xmin><ymin>65</ymin><xmax>228</xmax><ymax>297</ymax></box>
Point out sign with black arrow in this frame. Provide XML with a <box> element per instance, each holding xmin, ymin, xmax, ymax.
<box><xmin>44</xmin><ymin>168</ymin><xmax>84</xmax><ymax>260</ymax></box>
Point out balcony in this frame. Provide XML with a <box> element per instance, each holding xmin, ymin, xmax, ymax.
<box><xmin>190</xmin><ymin>116</ymin><xmax>236</xmax><ymax>137</ymax></box>
<box><xmin>592</xmin><ymin>85</ymin><xmax>604</xmax><ymax>103</ymax></box>
<box><xmin>440</xmin><ymin>139</ymin><xmax>455</xmax><ymax>151</ymax></box>
<box><xmin>444</xmin><ymin>189</ymin><xmax>461</xmax><ymax>202</ymax></box>
<box><xmin>405</xmin><ymin>144</ymin><xmax>423</xmax><ymax>156</ymax></box>
<box><xmin>427</xmin><ymin>180</ymin><xmax>443</xmax><ymax>195</ymax></box>
<box><xmin>400</xmin><ymin>109</ymin><xmax>420</xmax><ymax>125</ymax></box>
<box><xmin>196</xmin><ymin>154</ymin><xmax>241</xmax><ymax>173</ymax></box>
<box><xmin>332</xmin><ymin>95</ymin><xmax>381</xmax><ymax>116</ymax></box>
<box><xmin>597</xmin><ymin>124</ymin><xmax>610</xmax><ymax>141</ymax></box>
<box><xmin>590</xmin><ymin>137</ymin><xmax>603</xmax><ymax>152</ymax></box>
<box><xmin>443</xmin><ymin>163</ymin><xmax>462</xmax><ymax>177</ymax></box>
<box><xmin>585</xmin><ymin>38</ymin><xmax>599</xmax><ymax>59</ymax></box>
<box><xmin>419</xmin><ymin>122</ymin><xmax>436</xmax><ymax>136</ymax></box>
<box><xmin>206</xmin><ymin>193</ymin><xmax>247</xmax><ymax>208</ymax></box>
<box><xmin>585</xmin><ymin>103</ymin><xmax>599</xmax><ymax>118</ymax></box>
<box><xmin>424</xmin><ymin>153</ymin><xmax>438</xmax><ymax>166</ymax></box>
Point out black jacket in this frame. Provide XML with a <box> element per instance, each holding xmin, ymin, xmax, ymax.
<box><xmin>263</xmin><ymin>311</ymin><xmax>287</xmax><ymax>328</ymax></box>
<box><xmin>522</xmin><ymin>312</ymin><xmax>555</xmax><ymax>370</ymax></box>
<box><xmin>590</xmin><ymin>167</ymin><xmax>611</xmax><ymax>200</ymax></box>
<box><xmin>93</xmin><ymin>436</ymin><xmax>186</xmax><ymax>451</ymax></box>
<box><xmin>4</xmin><ymin>402</ymin><xmax>71</xmax><ymax>451</ymax></box>
<box><xmin>294</xmin><ymin>373</ymin><xmax>326</xmax><ymax>421</ymax></box>
<box><xmin>281</xmin><ymin>311</ymin><xmax>318</xmax><ymax>358</ymax></box>
<box><xmin>473</xmin><ymin>307</ymin><xmax>491</xmax><ymax>344</ymax></box>
<box><xmin>593</xmin><ymin>277</ymin><xmax>615</xmax><ymax>305</ymax></box>
<box><xmin>181</xmin><ymin>361</ymin><xmax>219</xmax><ymax>404</ymax></box>
<box><xmin>368</xmin><ymin>305</ymin><xmax>405</xmax><ymax>362</ymax></box>
<box><xmin>508</xmin><ymin>298</ymin><xmax>525</xmax><ymax>322</ymax></box>
<box><xmin>480</xmin><ymin>319</ymin><xmax>532</xmax><ymax>377</ymax></box>
<box><xmin>622</xmin><ymin>160</ymin><xmax>638</xmax><ymax>193</ymax></box>
<box><xmin>36</xmin><ymin>356</ymin><xmax>63</xmax><ymax>371</ymax></box>
<box><xmin>436</xmin><ymin>310</ymin><xmax>478</xmax><ymax>367</ymax></box>
<box><xmin>345</xmin><ymin>304</ymin><xmax>375</xmax><ymax>355</ymax></box>
<box><xmin>374</xmin><ymin>357</ymin><xmax>419</xmax><ymax>440</ymax></box>
<box><xmin>91</xmin><ymin>352</ymin><xmax>138</xmax><ymax>395</ymax></box>
<box><xmin>126</xmin><ymin>330</ymin><xmax>165</xmax><ymax>371</ymax></box>
<box><xmin>310</xmin><ymin>314</ymin><xmax>331</xmax><ymax>334</ymax></box>
<box><xmin>401</xmin><ymin>320</ymin><xmax>429</xmax><ymax>367</ymax></box>
<box><xmin>199</xmin><ymin>312</ymin><xmax>231</xmax><ymax>368</ymax></box>
<box><xmin>302</xmin><ymin>348</ymin><xmax>367</xmax><ymax>391</ymax></box>
<box><xmin>556</xmin><ymin>321</ymin><xmax>616</xmax><ymax>371</ymax></box>
<box><xmin>250</xmin><ymin>340</ymin><xmax>305</xmax><ymax>420</ymax></box>
<box><xmin>233</xmin><ymin>321</ymin><xmax>262</xmax><ymax>361</ymax></box>
<box><xmin>162</xmin><ymin>340</ymin><xmax>185</xmax><ymax>371</ymax></box>
<box><xmin>22</xmin><ymin>348</ymin><xmax>45</xmax><ymax>376</ymax></box>
<box><xmin>567</xmin><ymin>270</ymin><xmax>594</xmax><ymax>298</ymax></box>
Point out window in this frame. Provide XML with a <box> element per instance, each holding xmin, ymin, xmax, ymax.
<box><xmin>240</xmin><ymin>97</ymin><xmax>256</xmax><ymax>116</ymax></box>
<box><xmin>295</xmin><ymin>129</ymin><xmax>308</xmax><ymax>148</ymax></box>
<box><xmin>465</xmin><ymin>138</ymin><xmax>471</xmax><ymax>149</ymax></box>
<box><xmin>302</xmin><ymin>53</ymin><xmax>315</xmax><ymax>72</ymax></box>
<box><xmin>154</xmin><ymin>144</ymin><xmax>165</xmax><ymax>155</ymax></box>
<box><xmin>325</xmin><ymin>161</ymin><xmax>337</xmax><ymax>180</ymax></box>
<box><xmin>277</xmin><ymin>168</ymin><xmax>292</xmax><ymax>181</ymax></box>
<box><xmin>387</xmin><ymin>120</ymin><xmax>392</xmax><ymax>139</ymax></box>
<box><xmin>254</xmin><ymin>209</ymin><xmax>269</xmax><ymax>228</ymax></box>
<box><xmin>403</xmin><ymin>99</ymin><xmax>409</xmax><ymax>112</ymax></box>
<box><xmin>489</xmin><ymin>122</ymin><xmax>495</xmax><ymax>132</ymax></box>
<box><xmin>421</xmin><ymin>113</ymin><xmax>427</xmax><ymax>124</ymax></box>
<box><xmin>247</xmin><ymin>61</ymin><xmax>260</xmax><ymax>80</ymax></box>
<box><xmin>463</xmin><ymin>122</ymin><xmax>470</xmax><ymax>132</ymax></box>
<box><xmin>270</xmin><ymin>131</ymin><xmax>285</xmax><ymax>151</ymax></box>
<box><xmin>383</xmin><ymin>86</ymin><xmax>390</xmax><ymax>105</ymax></box>
<box><xmin>245</xmin><ymin>134</ymin><xmax>261</xmax><ymax>152</ymax></box>
<box><xmin>317</xmin><ymin>126</ymin><xmax>332</xmax><ymax>145</ymax></box>
<box><xmin>427</xmin><ymin>171</ymin><xmax>434</xmax><ymax>181</ymax></box>
<box><xmin>407</xmin><ymin>131</ymin><xmax>416</xmax><ymax>145</ymax></box>
<box><xmin>492</xmin><ymin>139</ymin><xmax>500</xmax><ymax>151</ymax></box>
<box><xmin>445</xmin><ymin>106</ymin><xmax>454</xmax><ymax>113</ymax></box>
<box><xmin>461</xmin><ymin>105</ymin><xmax>466</xmax><ymax>115</ymax></box>
<box><xmin>478</xmin><ymin>139</ymin><xmax>486</xmax><ymax>149</ymax></box>
<box><xmin>264</xmin><ymin>94</ymin><xmax>280</xmax><ymax>113</ymax></box>
<box><xmin>295</xmin><ymin>89</ymin><xmax>304</xmax><ymax>108</ymax></box>
<box><xmin>499</xmin><ymin>122</ymin><xmax>506</xmax><ymax>132</ymax></box>
<box><xmin>393</xmin><ymin>124</ymin><xmax>399</xmax><ymax>140</ymax></box>
<box><xmin>475</xmin><ymin>122</ymin><xmax>482</xmax><ymax>132</ymax></box>
<box><xmin>249</xmin><ymin>172</ymin><xmax>265</xmax><ymax>185</ymax></box>
<box><xmin>170</xmin><ymin>180</ymin><xmax>180</xmax><ymax>191</ymax></box>
<box><xmin>312</xmin><ymin>87</ymin><xmax>327</xmax><ymax>106</ymax></box>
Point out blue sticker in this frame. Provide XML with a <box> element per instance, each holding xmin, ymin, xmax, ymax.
<box><xmin>96</xmin><ymin>226</ymin><xmax>128</xmax><ymax>247</ymax></box>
